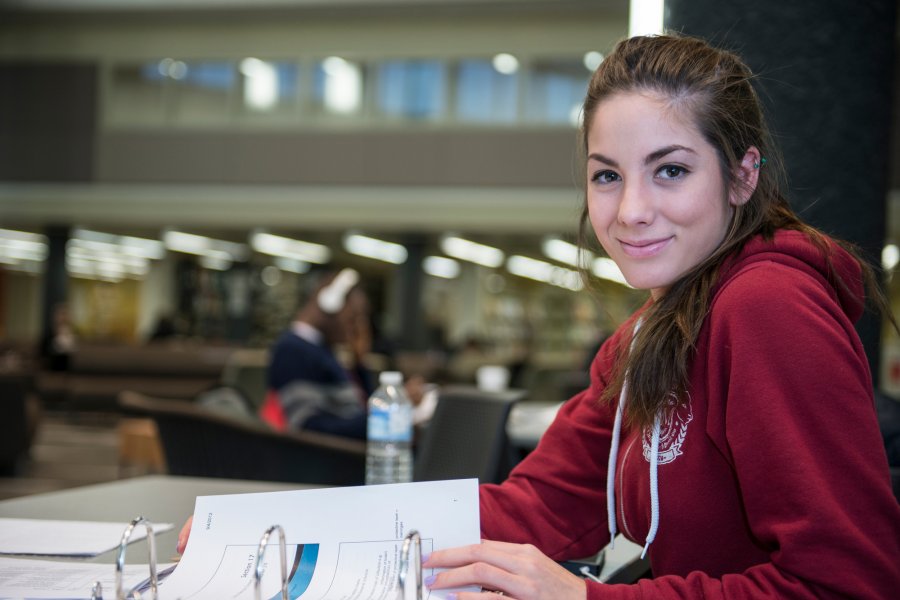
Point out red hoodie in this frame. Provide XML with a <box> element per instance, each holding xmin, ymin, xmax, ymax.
<box><xmin>481</xmin><ymin>230</ymin><xmax>900</xmax><ymax>598</ymax></box>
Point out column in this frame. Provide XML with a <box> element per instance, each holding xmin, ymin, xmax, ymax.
<box><xmin>665</xmin><ymin>0</ymin><xmax>897</xmax><ymax>383</ymax></box>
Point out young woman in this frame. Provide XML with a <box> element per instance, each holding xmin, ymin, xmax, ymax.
<box><xmin>423</xmin><ymin>34</ymin><xmax>900</xmax><ymax>599</ymax></box>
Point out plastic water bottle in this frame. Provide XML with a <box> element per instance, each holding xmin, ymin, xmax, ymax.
<box><xmin>366</xmin><ymin>371</ymin><xmax>414</xmax><ymax>485</ymax></box>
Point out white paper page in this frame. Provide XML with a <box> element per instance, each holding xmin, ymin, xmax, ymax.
<box><xmin>0</xmin><ymin>519</ymin><xmax>174</xmax><ymax>557</ymax></box>
<box><xmin>160</xmin><ymin>479</ymin><xmax>480</xmax><ymax>600</ymax></box>
<box><xmin>0</xmin><ymin>556</ymin><xmax>176</xmax><ymax>599</ymax></box>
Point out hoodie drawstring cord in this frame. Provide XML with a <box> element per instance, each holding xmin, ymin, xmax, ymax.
<box><xmin>606</xmin><ymin>382</ymin><xmax>626</xmax><ymax>550</ymax></box>
<box><xmin>606</xmin><ymin>319</ymin><xmax>660</xmax><ymax>559</ymax></box>
<box><xmin>642</xmin><ymin>413</ymin><xmax>661</xmax><ymax>559</ymax></box>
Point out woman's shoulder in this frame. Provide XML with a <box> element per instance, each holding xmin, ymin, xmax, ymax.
<box><xmin>709</xmin><ymin>242</ymin><xmax>858</xmax><ymax>343</ymax></box>
<box><xmin>712</xmin><ymin>231</ymin><xmax>853</xmax><ymax>315</ymax></box>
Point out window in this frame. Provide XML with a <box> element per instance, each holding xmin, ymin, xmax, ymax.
<box><xmin>172</xmin><ymin>61</ymin><xmax>236</xmax><ymax>123</ymax></box>
<box><xmin>456</xmin><ymin>59</ymin><xmax>518</xmax><ymax>123</ymax></box>
<box><xmin>104</xmin><ymin>53</ymin><xmax>588</xmax><ymax>128</ymax></box>
<box><xmin>376</xmin><ymin>60</ymin><xmax>447</xmax><ymax>121</ymax></box>
<box><xmin>525</xmin><ymin>58</ymin><xmax>590</xmax><ymax>125</ymax></box>
<box><xmin>312</xmin><ymin>57</ymin><xmax>364</xmax><ymax>118</ymax></box>
<box><xmin>239</xmin><ymin>59</ymin><xmax>300</xmax><ymax>116</ymax></box>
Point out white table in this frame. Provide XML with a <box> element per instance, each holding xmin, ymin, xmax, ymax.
<box><xmin>506</xmin><ymin>401</ymin><xmax>563</xmax><ymax>449</ymax></box>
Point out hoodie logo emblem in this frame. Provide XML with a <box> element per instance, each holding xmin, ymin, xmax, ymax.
<box><xmin>643</xmin><ymin>391</ymin><xmax>693</xmax><ymax>465</ymax></box>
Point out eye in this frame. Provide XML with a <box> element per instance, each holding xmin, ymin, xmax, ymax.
<box><xmin>656</xmin><ymin>164</ymin><xmax>688</xmax><ymax>180</ymax></box>
<box><xmin>590</xmin><ymin>170</ymin><xmax>620</xmax><ymax>185</ymax></box>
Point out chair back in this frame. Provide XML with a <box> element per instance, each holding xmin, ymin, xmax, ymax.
<box><xmin>118</xmin><ymin>391</ymin><xmax>366</xmax><ymax>486</ymax></box>
<box><xmin>220</xmin><ymin>349</ymin><xmax>269</xmax><ymax>410</ymax></box>
<box><xmin>414</xmin><ymin>386</ymin><xmax>524</xmax><ymax>484</ymax></box>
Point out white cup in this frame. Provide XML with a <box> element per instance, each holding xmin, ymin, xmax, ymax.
<box><xmin>477</xmin><ymin>365</ymin><xmax>510</xmax><ymax>392</ymax></box>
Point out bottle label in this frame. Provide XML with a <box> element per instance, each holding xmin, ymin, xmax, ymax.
<box><xmin>368</xmin><ymin>406</ymin><xmax>412</xmax><ymax>442</ymax></box>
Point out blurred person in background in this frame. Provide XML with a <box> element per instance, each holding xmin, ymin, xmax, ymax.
<box><xmin>259</xmin><ymin>268</ymin><xmax>375</xmax><ymax>439</ymax></box>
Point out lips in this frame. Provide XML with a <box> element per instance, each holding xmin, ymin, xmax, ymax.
<box><xmin>619</xmin><ymin>236</ymin><xmax>673</xmax><ymax>258</ymax></box>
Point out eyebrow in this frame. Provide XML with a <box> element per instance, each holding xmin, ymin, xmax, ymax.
<box><xmin>588</xmin><ymin>144</ymin><xmax>696</xmax><ymax>167</ymax></box>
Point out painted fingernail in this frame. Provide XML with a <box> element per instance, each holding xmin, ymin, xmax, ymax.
<box><xmin>424</xmin><ymin>575</ymin><xmax>436</xmax><ymax>588</ymax></box>
<box><xmin>176</xmin><ymin>536</ymin><xmax>184</xmax><ymax>553</ymax></box>
<box><xmin>447</xmin><ymin>594</ymin><xmax>457</xmax><ymax>600</ymax></box>
<box><xmin>420</xmin><ymin>552</ymin><xmax>431</xmax><ymax>564</ymax></box>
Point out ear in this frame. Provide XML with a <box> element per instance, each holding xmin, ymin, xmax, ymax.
<box><xmin>729</xmin><ymin>146</ymin><xmax>761</xmax><ymax>207</ymax></box>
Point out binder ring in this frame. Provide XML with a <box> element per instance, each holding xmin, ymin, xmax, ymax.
<box><xmin>115</xmin><ymin>516</ymin><xmax>158</xmax><ymax>600</ymax></box>
<box><xmin>399</xmin><ymin>530</ymin><xmax>422</xmax><ymax>600</ymax></box>
<box><xmin>254</xmin><ymin>524</ymin><xmax>289</xmax><ymax>600</ymax></box>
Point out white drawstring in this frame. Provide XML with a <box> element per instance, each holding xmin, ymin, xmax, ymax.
<box><xmin>642</xmin><ymin>413</ymin><xmax>661</xmax><ymax>559</ymax></box>
<box><xmin>605</xmin><ymin>319</ymin><xmax>661</xmax><ymax>560</ymax></box>
<box><xmin>606</xmin><ymin>383</ymin><xmax>627</xmax><ymax>550</ymax></box>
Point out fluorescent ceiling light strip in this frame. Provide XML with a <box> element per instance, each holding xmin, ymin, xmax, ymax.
<box><xmin>199</xmin><ymin>254</ymin><xmax>232</xmax><ymax>271</ymax></box>
<box><xmin>164</xmin><ymin>230</ymin><xmax>210</xmax><ymax>255</ymax></box>
<box><xmin>441</xmin><ymin>236</ymin><xmax>505</xmax><ymax>268</ymax></box>
<box><xmin>423</xmin><ymin>256</ymin><xmax>460</xmax><ymax>279</ymax></box>
<box><xmin>0</xmin><ymin>228</ymin><xmax>48</xmax><ymax>245</ymax></box>
<box><xmin>592</xmin><ymin>257</ymin><xmax>631</xmax><ymax>287</ymax></box>
<box><xmin>506</xmin><ymin>255</ymin><xmax>583</xmax><ymax>291</ymax></box>
<box><xmin>164</xmin><ymin>230</ymin><xmax>247</xmax><ymax>261</ymax></box>
<box><xmin>250</xmin><ymin>232</ymin><xmax>331</xmax><ymax>264</ymax></box>
<box><xmin>0</xmin><ymin>243</ymin><xmax>48</xmax><ymax>261</ymax></box>
<box><xmin>343</xmin><ymin>233</ymin><xmax>408</xmax><ymax>265</ymax></box>
<box><xmin>73</xmin><ymin>229</ymin><xmax>165</xmax><ymax>260</ymax></box>
<box><xmin>542</xmin><ymin>237</ymin><xmax>594</xmax><ymax>269</ymax></box>
<box><xmin>274</xmin><ymin>257</ymin><xmax>311</xmax><ymax>274</ymax></box>
<box><xmin>119</xmin><ymin>236</ymin><xmax>166</xmax><ymax>259</ymax></box>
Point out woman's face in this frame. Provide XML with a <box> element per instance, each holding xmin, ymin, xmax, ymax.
<box><xmin>586</xmin><ymin>91</ymin><xmax>743</xmax><ymax>299</ymax></box>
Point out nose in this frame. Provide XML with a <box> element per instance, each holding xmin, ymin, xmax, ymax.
<box><xmin>617</xmin><ymin>179</ymin><xmax>654</xmax><ymax>226</ymax></box>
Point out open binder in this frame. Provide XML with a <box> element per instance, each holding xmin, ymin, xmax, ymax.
<box><xmin>90</xmin><ymin>518</ymin><xmax>425</xmax><ymax>600</ymax></box>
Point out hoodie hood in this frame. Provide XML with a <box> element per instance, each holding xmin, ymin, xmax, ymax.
<box><xmin>606</xmin><ymin>229</ymin><xmax>867</xmax><ymax>559</ymax></box>
<box><xmin>717</xmin><ymin>229</ymin><xmax>866</xmax><ymax>324</ymax></box>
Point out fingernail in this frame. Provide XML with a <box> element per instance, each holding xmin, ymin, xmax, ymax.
<box><xmin>176</xmin><ymin>536</ymin><xmax>185</xmax><ymax>553</ymax></box>
<box><xmin>420</xmin><ymin>552</ymin><xmax>431</xmax><ymax>564</ymax></box>
<box><xmin>424</xmin><ymin>575</ymin><xmax>436</xmax><ymax>588</ymax></box>
<box><xmin>447</xmin><ymin>594</ymin><xmax>457</xmax><ymax>600</ymax></box>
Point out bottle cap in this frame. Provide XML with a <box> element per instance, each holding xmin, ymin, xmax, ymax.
<box><xmin>379</xmin><ymin>371</ymin><xmax>403</xmax><ymax>386</ymax></box>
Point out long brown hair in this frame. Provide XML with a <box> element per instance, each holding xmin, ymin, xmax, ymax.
<box><xmin>576</xmin><ymin>34</ymin><xmax>893</xmax><ymax>429</ymax></box>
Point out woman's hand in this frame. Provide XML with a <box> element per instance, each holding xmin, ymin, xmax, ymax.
<box><xmin>176</xmin><ymin>516</ymin><xmax>193</xmax><ymax>554</ymax></box>
<box><xmin>423</xmin><ymin>540</ymin><xmax>586</xmax><ymax>600</ymax></box>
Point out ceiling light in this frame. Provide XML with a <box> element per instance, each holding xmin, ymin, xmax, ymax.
<box><xmin>164</xmin><ymin>230</ymin><xmax>247</xmax><ymax>262</ymax></box>
<box><xmin>322</xmin><ymin>56</ymin><xmax>362</xmax><ymax>114</ymax></box>
<box><xmin>72</xmin><ymin>228</ymin><xmax>165</xmax><ymax>260</ymax></box>
<box><xmin>592</xmin><ymin>257</ymin><xmax>630</xmax><ymax>287</ymax></box>
<box><xmin>628</xmin><ymin>0</ymin><xmax>665</xmax><ymax>37</ymax></box>
<box><xmin>199</xmin><ymin>251</ymin><xmax>233</xmax><ymax>271</ymax></box>
<box><xmin>274</xmin><ymin>257</ymin><xmax>311</xmax><ymax>274</ymax></box>
<box><xmin>492</xmin><ymin>53</ymin><xmax>519</xmax><ymax>75</ymax></box>
<box><xmin>506</xmin><ymin>255</ymin><xmax>583</xmax><ymax>291</ymax></box>
<box><xmin>440</xmin><ymin>236</ymin><xmax>504</xmax><ymax>268</ymax></box>
<box><xmin>240</xmin><ymin>57</ymin><xmax>278</xmax><ymax>111</ymax></box>
<box><xmin>250</xmin><ymin>231</ymin><xmax>331</xmax><ymax>264</ymax></box>
<box><xmin>343</xmin><ymin>233</ymin><xmax>408</xmax><ymax>264</ymax></box>
<box><xmin>883</xmin><ymin>244</ymin><xmax>899</xmax><ymax>271</ymax></box>
<box><xmin>542</xmin><ymin>237</ymin><xmax>593</xmax><ymax>269</ymax></box>
<box><xmin>0</xmin><ymin>229</ymin><xmax>48</xmax><ymax>273</ymax></box>
<box><xmin>423</xmin><ymin>256</ymin><xmax>460</xmax><ymax>279</ymax></box>
<box><xmin>583</xmin><ymin>51</ymin><xmax>604</xmax><ymax>71</ymax></box>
